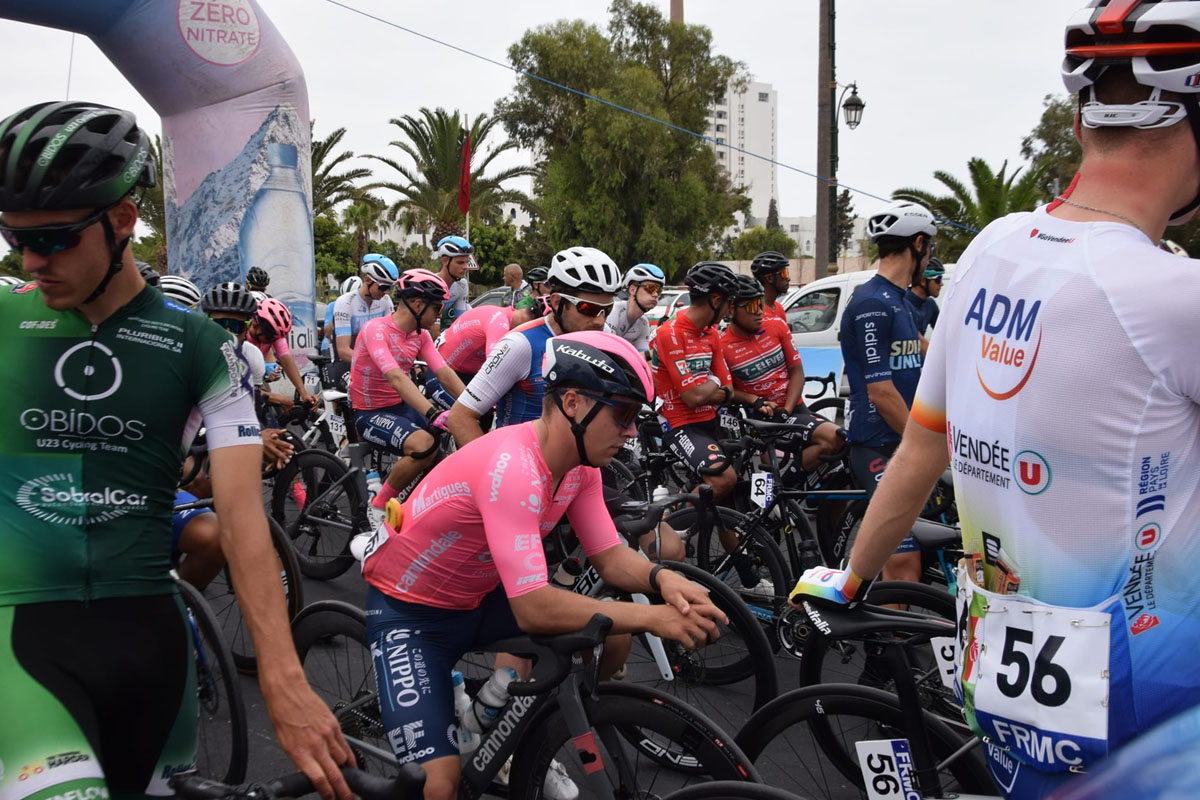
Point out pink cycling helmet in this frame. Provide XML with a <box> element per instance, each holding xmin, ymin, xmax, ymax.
<box><xmin>254</xmin><ymin>297</ymin><xmax>293</xmax><ymax>336</ymax></box>
<box><xmin>543</xmin><ymin>330</ymin><xmax>654</xmax><ymax>405</ymax></box>
<box><xmin>396</xmin><ymin>268</ymin><xmax>449</xmax><ymax>302</ymax></box>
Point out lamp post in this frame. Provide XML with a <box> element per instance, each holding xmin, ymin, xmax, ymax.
<box><xmin>814</xmin><ymin>0</ymin><xmax>865</xmax><ymax>280</ymax></box>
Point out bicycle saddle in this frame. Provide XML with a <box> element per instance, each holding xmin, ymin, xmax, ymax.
<box><xmin>487</xmin><ymin>614</ymin><xmax>615</xmax><ymax>696</ymax></box>
<box><xmin>799</xmin><ymin>596</ymin><xmax>953</xmax><ymax>641</ymax></box>
<box><xmin>910</xmin><ymin>518</ymin><xmax>961</xmax><ymax>550</ymax></box>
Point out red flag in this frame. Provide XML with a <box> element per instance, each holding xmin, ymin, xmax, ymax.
<box><xmin>457</xmin><ymin>133</ymin><xmax>471</xmax><ymax>215</ymax></box>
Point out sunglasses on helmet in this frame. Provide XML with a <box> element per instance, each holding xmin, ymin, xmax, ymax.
<box><xmin>0</xmin><ymin>205</ymin><xmax>113</xmax><ymax>257</ymax></box>
<box><xmin>578</xmin><ymin>391</ymin><xmax>642</xmax><ymax>429</ymax></box>
<box><xmin>212</xmin><ymin>317</ymin><xmax>248</xmax><ymax>335</ymax></box>
<box><xmin>558</xmin><ymin>293</ymin><xmax>614</xmax><ymax>318</ymax></box>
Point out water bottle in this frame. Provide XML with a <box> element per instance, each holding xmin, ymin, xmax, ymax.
<box><xmin>451</xmin><ymin>670</ymin><xmax>480</xmax><ymax>755</ymax></box>
<box><xmin>651</xmin><ymin>486</ymin><xmax>670</xmax><ymax>503</ymax></box>
<box><xmin>238</xmin><ymin>142</ymin><xmax>317</xmax><ymax>355</ymax></box>
<box><xmin>552</xmin><ymin>557</ymin><xmax>582</xmax><ymax>588</ymax></box>
<box><xmin>364</xmin><ymin>469</ymin><xmax>383</xmax><ymax>499</ymax></box>
<box><xmin>461</xmin><ymin>667</ymin><xmax>518</xmax><ymax>737</ymax></box>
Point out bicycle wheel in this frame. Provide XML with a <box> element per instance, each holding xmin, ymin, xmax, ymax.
<box><xmin>507</xmin><ymin>682</ymin><xmax>760</xmax><ymax>800</ymax></box>
<box><xmin>176</xmin><ymin>579</ymin><xmax>249</xmax><ymax>785</ymax></box>
<box><xmin>270</xmin><ymin>448</ymin><xmax>364</xmax><ymax>581</ymax></box>
<box><xmin>664</xmin><ymin>781</ymin><xmax>809</xmax><ymax>800</ymax></box>
<box><xmin>623</xmin><ymin>560</ymin><xmax>778</xmax><ymax>734</ymax></box>
<box><xmin>668</xmin><ymin>505</ymin><xmax>788</xmax><ymax>608</ymax></box>
<box><xmin>735</xmin><ymin>685</ymin><xmax>994</xmax><ymax>799</ymax></box>
<box><xmin>807</xmin><ymin>397</ymin><xmax>845</xmax><ymax>428</ymax></box>
<box><xmin>291</xmin><ymin>602</ymin><xmax>397</xmax><ymax>774</ymax></box>
<box><xmin>203</xmin><ymin>515</ymin><xmax>305</xmax><ymax>674</ymax></box>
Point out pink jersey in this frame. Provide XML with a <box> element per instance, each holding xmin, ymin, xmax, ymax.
<box><xmin>247</xmin><ymin>328</ymin><xmax>291</xmax><ymax>359</ymax></box>
<box><xmin>350</xmin><ymin>314</ymin><xmax>447</xmax><ymax>410</ymax></box>
<box><xmin>361</xmin><ymin>422</ymin><xmax>620</xmax><ymax>610</ymax></box>
<box><xmin>438</xmin><ymin>305</ymin><xmax>514</xmax><ymax>372</ymax></box>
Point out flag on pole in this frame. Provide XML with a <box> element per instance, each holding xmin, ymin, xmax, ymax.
<box><xmin>457</xmin><ymin>133</ymin><xmax>471</xmax><ymax>215</ymax></box>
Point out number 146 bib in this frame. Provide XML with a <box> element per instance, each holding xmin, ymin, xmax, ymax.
<box><xmin>956</xmin><ymin>562</ymin><xmax>1112</xmax><ymax>772</ymax></box>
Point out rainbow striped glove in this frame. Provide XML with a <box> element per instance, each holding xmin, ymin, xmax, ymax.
<box><xmin>789</xmin><ymin>566</ymin><xmax>865</xmax><ymax>607</ymax></box>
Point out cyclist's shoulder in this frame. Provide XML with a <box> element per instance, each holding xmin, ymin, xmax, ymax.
<box><xmin>1</xmin><ymin>282</ymin><xmax>88</xmax><ymax>332</ymax></box>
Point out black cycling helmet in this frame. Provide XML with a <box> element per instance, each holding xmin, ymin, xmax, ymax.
<box><xmin>526</xmin><ymin>266</ymin><xmax>549</xmax><ymax>283</ymax></box>
<box><xmin>136</xmin><ymin>260</ymin><xmax>160</xmax><ymax>287</ymax></box>
<box><xmin>0</xmin><ymin>101</ymin><xmax>156</xmax><ymax>212</ymax></box>
<box><xmin>245</xmin><ymin>266</ymin><xmax>270</xmax><ymax>289</ymax></box>
<box><xmin>684</xmin><ymin>261</ymin><xmax>739</xmax><ymax>297</ymax></box>
<box><xmin>201</xmin><ymin>281</ymin><xmax>258</xmax><ymax>317</ymax></box>
<box><xmin>733</xmin><ymin>274</ymin><xmax>765</xmax><ymax>302</ymax></box>
<box><xmin>922</xmin><ymin>256</ymin><xmax>946</xmax><ymax>280</ymax></box>
<box><xmin>750</xmin><ymin>251</ymin><xmax>789</xmax><ymax>279</ymax></box>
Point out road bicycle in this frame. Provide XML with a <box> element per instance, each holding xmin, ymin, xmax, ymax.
<box><xmin>172</xmin><ymin>764</ymin><xmax>425</xmax><ymax>800</ymax></box>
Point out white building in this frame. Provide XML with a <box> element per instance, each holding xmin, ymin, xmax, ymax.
<box><xmin>706</xmin><ymin>80</ymin><xmax>778</xmax><ymax>222</ymax></box>
<box><xmin>778</xmin><ymin>214</ymin><xmax>868</xmax><ymax>260</ymax></box>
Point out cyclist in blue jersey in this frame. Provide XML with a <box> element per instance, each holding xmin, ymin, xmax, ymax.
<box><xmin>320</xmin><ymin>275</ymin><xmax>360</xmax><ymax>356</ymax></box>
<box><xmin>332</xmin><ymin>254</ymin><xmax>396</xmax><ymax>363</ymax></box>
<box><xmin>839</xmin><ymin>199</ymin><xmax>937</xmax><ymax>583</ymax></box>
<box><xmin>904</xmin><ymin>256</ymin><xmax>944</xmax><ymax>346</ymax></box>
<box><xmin>446</xmin><ymin>247</ymin><xmax>619</xmax><ymax>446</ymax></box>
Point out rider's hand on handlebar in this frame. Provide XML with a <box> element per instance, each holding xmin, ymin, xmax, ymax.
<box><xmin>789</xmin><ymin>566</ymin><xmax>867</xmax><ymax>608</ymax></box>
<box><xmin>653</xmin><ymin>570</ymin><xmax>728</xmax><ymax>649</ymax></box>
<box><xmin>262</xmin><ymin>428</ymin><xmax>295</xmax><ymax>470</ymax></box>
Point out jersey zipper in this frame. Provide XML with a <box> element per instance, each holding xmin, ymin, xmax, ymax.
<box><xmin>82</xmin><ymin>322</ymin><xmax>99</xmax><ymax>602</ymax></box>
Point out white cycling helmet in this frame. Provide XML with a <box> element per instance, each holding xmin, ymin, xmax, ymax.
<box><xmin>159</xmin><ymin>274</ymin><xmax>202</xmax><ymax>308</ymax></box>
<box><xmin>341</xmin><ymin>275</ymin><xmax>363</xmax><ymax>294</ymax></box>
<box><xmin>251</xmin><ymin>290</ymin><xmax>269</xmax><ymax>304</ymax></box>
<box><xmin>547</xmin><ymin>247</ymin><xmax>621</xmax><ymax>294</ymax></box>
<box><xmin>866</xmin><ymin>201</ymin><xmax>937</xmax><ymax>243</ymax></box>
<box><xmin>360</xmin><ymin>253</ymin><xmax>399</xmax><ymax>285</ymax></box>
<box><xmin>623</xmin><ymin>263</ymin><xmax>666</xmax><ymax>289</ymax></box>
<box><xmin>0</xmin><ymin>275</ymin><xmax>24</xmax><ymax>286</ymax></box>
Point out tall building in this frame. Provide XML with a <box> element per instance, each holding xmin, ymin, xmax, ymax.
<box><xmin>706</xmin><ymin>80</ymin><xmax>778</xmax><ymax>222</ymax></box>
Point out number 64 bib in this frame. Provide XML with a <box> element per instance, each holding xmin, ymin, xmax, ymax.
<box><xmin>956</xmin><ymin>562</ymin><xmax>1112</xmax><ymax>772</ymax></box>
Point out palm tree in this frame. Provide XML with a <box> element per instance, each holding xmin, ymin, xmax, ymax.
<box><xmin>311</xmin><ymin>120</ymin><xmax>371</xmax><ymax>218</ymax></box>
<box><xmin>368</xmin><ymin>108</ymin><xmax>537</xmax><ymax>245</ymax></box>
<box><xmin>894</xmin><ymin>158</ymin><xmax>1045</xmax><ymax>260</ymax></box>
<box><xmin>139</xmin><ymin>135</ymin><xmax>168</xmax><ymax>271</ymax></box>
<box><xmin>342</xmin><ymin>195</ymin><xmax>388</xmax><ymax>264</ymax></box>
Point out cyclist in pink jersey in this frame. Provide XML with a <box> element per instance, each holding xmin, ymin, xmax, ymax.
<box><xmin>247</xmin><ymin>297</ymin><xmax>319</xmax><ymax>408</ymax></box>
<box><xmin>350</xmin><ymin>270</ymin><xmax>465</xmax><ymax>528</ymax></box>
<box><xmin>357</xmin><ymin>332</ymin><xmax>725</xmax><ymax>799</ymax></box>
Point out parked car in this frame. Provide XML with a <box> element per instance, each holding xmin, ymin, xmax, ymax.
<box><xmin>643</xmin><ymin>286</ymin><xmax>689</xmax><ymax>329</ymax></box>
<box><xmin>470</xmin><ymin>287</ymin><xmax>513</xmax><ymax>308</ymax></box>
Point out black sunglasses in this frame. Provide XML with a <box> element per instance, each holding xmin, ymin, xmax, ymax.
<box><xmin>212</xmin><ymin>317</ymin><xmax>248</xmax><ymax>335</ymax></box>
<box><xmin>579</xmin><ymin>391</ymin><xmax>641</xmax><ymax>428</ymax></box>
<box><xmin>558</xmin><ymin>293</ymin><xmax>614</xmax><ymax>318</ymax></box>
<box><xmin>255</xmin><ymin>320</ymin><xmax>281</xmax><ymax>342</ymax></box>
<box><xmin>0</xmin><ymin>205</ymin><xmax>112</xmax><ymax>257</ymax></box>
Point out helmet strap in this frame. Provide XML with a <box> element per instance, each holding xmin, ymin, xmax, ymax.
<box><xmin>400</xmin><ymin>296</ymin><xmax>426</xmax><ymax>328</ymax></box>
<box><xmin>552</xmin><ymin>392</ymin><xmax>605</xmax><ymax>468</ymax></box>
<box><xmin>1168</xmin><ymin>94</ymin><xmax>1200</xmax><ymax>225</ymax></box>
<box><xmin>552</xmin><ymin>294</ymin><xmax>568</xmax><ymax>332</ymax></box>
<box><xmin>632</xmin><ymin>286</ymin><xmax>657</xmax><ymax>314</ymax></box>
<box><xmin>82</xmin><ymin>213</ymin><xmax>129</xmax><ymax>305</ymax></box>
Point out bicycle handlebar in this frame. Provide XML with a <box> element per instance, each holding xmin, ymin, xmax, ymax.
<box><xmin>803</xmin><ymin>371</ymin><xmax>838</xmax><ymax>399</ymax></box>
<box><xmin>610</xmin><ymin>486</ymin><xmax>715</xmax><ymax>538</ymax></box>
<box><xmin>170</xmin><ymin>764</ymin><xmax>426</xmax><ymax>800</ymax></box>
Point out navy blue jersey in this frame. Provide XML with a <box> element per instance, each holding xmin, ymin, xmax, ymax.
<box><xmin>840</xmin><ymin>274</ymin><xmax>924</xmax><ymax>447</ymax></box>
<box><xmin>904</xmin><ymin>288</ymin><xmax>940</xmax><ymax>335</ymax></box>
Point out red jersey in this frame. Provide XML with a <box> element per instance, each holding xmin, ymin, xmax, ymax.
<box><xmin>763</xmin><ymin>300</ymin><xmax>786</xmax><ymax>322</ymax></box>
<box><xmin>653</xmin><ymin>312</ymin><xmax>730</xmax><ymax>429</ymax></box>
<box><xmin>720</xmin><ymin>318</ymin><xmax>803</xmax><ymax>406</ymax></box>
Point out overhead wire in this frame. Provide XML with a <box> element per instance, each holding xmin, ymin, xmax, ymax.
<box><xmin>321</xmin><ymin>0</ymin><xmax>979</xmax><ymax>234</ymax></box>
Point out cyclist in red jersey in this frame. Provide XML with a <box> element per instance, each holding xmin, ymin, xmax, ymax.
<box><xmin>750</xmin><ymin>250</ymin><xmax>791</xmax><ymax>321</ymax></box>
<box><xmin>721</xmin><ymin>274</ymin><xmax>843</xmax><ymax>471</ymax></box>
<box><xmin>358</xmin><ymin>331</ymin><xmax>725</xmax><ymax>800</ymax></box>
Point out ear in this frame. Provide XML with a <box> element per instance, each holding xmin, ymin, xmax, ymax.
<box><xmin>108</xmin><ymin>197</ymin><xmax>139</xmax><ymax>239</ymax></box>
<box><xmin>1073</xmin><ymin>108</ymin><xmax>1083</xmax><ymax>144</ymax></box>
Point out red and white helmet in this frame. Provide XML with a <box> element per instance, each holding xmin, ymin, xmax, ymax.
<box><xmin>254</xmin><ymin>297</ymin><xmax>293</xmax><ymax>336</ymax></box>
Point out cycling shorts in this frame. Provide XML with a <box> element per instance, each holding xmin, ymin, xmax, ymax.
<box><xmin>354</xmin><ymin>402</ymin><xmax>432</xmax><ymax>455</ymax></box>
<box><xmin>171</xmin><ymin>490</ymin><xmax>214</xmax><ymax>556</ymax></box>
<box><xmin>366</xmin><ymin>585</ymin><xmax>524</xmax><ymax>766</ymax></box>
<box><xmin>0</xmin><ymin>595</ymin><xmax>196</xmax><ymax>800</ymax></box>
<box><xmin>847</xmin><ymin>443</ymin><xmax>918</xmax><ymax>554</ymax></box>
<box><xmin>664</xmin><ymin>420</ymin><xmax>729</xmax><ymax>477</ymax></box>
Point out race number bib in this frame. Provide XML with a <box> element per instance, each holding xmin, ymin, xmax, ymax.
<box><xmin>749</xmin><ymin>471</ymin><xmax>774</xmax><ymax>509</ymax></box>
<box><xmin>956</xmin><ymin>563</ymin><xmax>1111</xmax><ymax>771</ymax></box>
<box><xmin>718</xmin><ymin>408</ymin><xmax>741</xmax><ymax>434</ymax></box>
<box><xmin>328</xmin><ymin>412</ymin><xmax>346</xmax><ymax>439</ymax></box>
<box><xmin>855</xmin><ymin>739</ymin><xmax>922</xmax><ymax>800</ymax></box>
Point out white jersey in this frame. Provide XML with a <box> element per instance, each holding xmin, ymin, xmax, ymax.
<box><xmin>332</xmin><ymin>289</ymin><xmax>393</xmax><ymax>351</ymax></box>
<box><xmin>241</xmin><ymin>340</ymin><xmax>266</xmax><ymax>388</ymax></box>
<box><xmin>605</xmin><ymin>299</ymin><xmax>651</xmax><ymax>352</ymax></box>
<box><xmin>447</xmin><ymin>278</ymin><xmax>469</xmax><ymax>317</ymax></box>
<box><xmin>912</xmin><ymin>205</ymin><xmax>1200</xmax><ymax>611</ymax></box>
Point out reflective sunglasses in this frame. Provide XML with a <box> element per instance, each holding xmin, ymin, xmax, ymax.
<box><xmin>738</xmin><ymin>298</ymin><xmax>764</xmax><ymax>313</ymax></box>
<box><xmin>579</xmin><ymin>391</ymin><xmax>642</xmax><ymax>429</ymax></box>
<box><xmin>0</xmin><ymin>205</ymin><xmax>112</xmax><ymax>257</ymax></box>
<box><xmin>375</xmin><ymin>282</ymin><xmax>394</xmax><ymax>292</ymax></box>
<box><xmin>636</xmin><ymin>283</ymin><xmax>663</xmax><ymax>296</ymax></box>
<box><xmin>928</xmin><ymin>274</ymin><xmax>944</xmax><ymax>284</ymax></box>
<box><xmin>212</xmin><ymin>317</ymin><xmax>248</xmax><ymax>335</ymax></box>
<box><xmin>558</xmin><ymin>293</ymin><xmax>614</xmax><ymax>318</ymax></box>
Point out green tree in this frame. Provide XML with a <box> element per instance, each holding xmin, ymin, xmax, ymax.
<box><xmin>369</xmin><ymin>108</ymin><xmax>535</xmax><ymax>245</ymax></box>
<box><xmin>311</xmin><ymin>120</ymin><xmax>371</xmax><ymax>218</ymax></box>
<box><xmin>731</xmin><ymin>226</ymin><xmax>796</xmax><ymax>260</ymax></box>
<box><xmin>469</xmin><ymin>217</ymin><xmax>522</xmax><ymax>286</ymax></box>
<box><xmin>1</xmin><ymin>249</ymin><xmax>25</xmax><ymax>278</ymax></box>
<box><xmin>342</xmin><ymin>196</ymin><xmax>388</xmax><ymax>265</ymax></box>
<box><xmin>498</xmin><ymin>0</ymin><xmax>749</xmax><ymax>279</ymax></box>
<box><xmin>894</xmin><ymin>158</ymin><xmax>1044</xmax><ymax>261</ymax></box>
<box><xmin>1020</xmin><ymin>95</ymin><xmax>1080</xmax><ymax>201</ymax></box>
<box><xmin>766</xmin><ymin>198</ymin><xmax>780</xmax><ymax>230</ymax></box>
<box><xmin>835</xmin><ymin>189</ymin><xmax>856</xmax><ymax>257</ymax></box>
<box><xmin>138</xmin><ymin>136</ymin><xmax>168</xmax><ymax>270</ymax></box>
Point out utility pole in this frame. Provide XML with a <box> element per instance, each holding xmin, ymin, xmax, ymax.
<box><xmin>671</xmin><ymin>0</ymin><xmax>683</xmax><ymax>23</ymax></box>
<box><xmin>814</xmin><ymin>0</ymin><xmax>835</xmax><ymax>280</ymax></box>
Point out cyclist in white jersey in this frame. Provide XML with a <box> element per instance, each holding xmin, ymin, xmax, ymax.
<box><xmin>791</xmin><ymin>4</ymin><xmax>1200</xmax><ymax>796</ymax></box>
<box><xmin>605</xmin><ymin>263</ymin><xmax>664</xmax><ymax>356</ymax></box>
<box><xmin>332</xmin><ymin>254</ymin><xmax>396</xmax><ymax>363</ymax></box>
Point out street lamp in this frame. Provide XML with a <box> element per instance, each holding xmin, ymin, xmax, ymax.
<box><xmin>841</xmin><ymin>83</ymin><xmax>865</xmax><ymax>129</ymax></box>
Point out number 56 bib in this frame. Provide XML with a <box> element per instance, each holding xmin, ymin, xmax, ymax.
<box><xmin>956</xmin><ymin>562</ymin><xmax>1112</xmax><ymax>772</ymax></box>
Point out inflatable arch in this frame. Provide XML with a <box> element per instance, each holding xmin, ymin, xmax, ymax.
<box><xmin>0</xmin><ymin>0</ymin><xmax>317</xmax><ymax>354</ymax></box>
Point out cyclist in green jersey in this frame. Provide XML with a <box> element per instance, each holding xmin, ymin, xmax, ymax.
<box><xmin>0</xmin><ymin>101</ymin><xmax>354</xmax><ymax>800</ymax></box>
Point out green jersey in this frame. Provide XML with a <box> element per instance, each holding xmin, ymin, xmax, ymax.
<box><xmin>0</xmin><ymin>283</ymin><xmax>261</xmax><ymax>605</ymax></box>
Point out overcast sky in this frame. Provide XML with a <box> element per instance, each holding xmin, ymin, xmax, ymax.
<box><xmin>0</xmin><ymin>0</ymin><xmax>1084</xmax><ymax>223</ymax></box>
